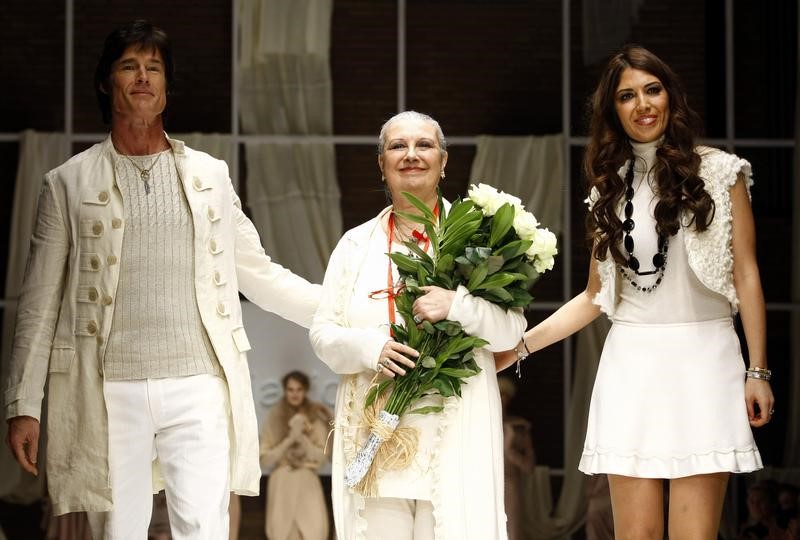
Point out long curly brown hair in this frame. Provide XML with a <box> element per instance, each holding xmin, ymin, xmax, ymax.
<box><xmin>585</xmin><ymin>45</ymin><xmax>715</xmax><ymax>265</ymax></box>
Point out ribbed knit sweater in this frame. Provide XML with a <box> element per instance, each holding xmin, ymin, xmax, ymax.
<box><xmin>103</xmin><ymin>149</ymin><xmax>222</xmax><ymax>380</ymax></box>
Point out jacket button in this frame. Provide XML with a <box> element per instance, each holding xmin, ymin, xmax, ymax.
<box><xmin>96</xmin><ymin>335</ymin><xmax>104</xmax><ymax>346</ymax></box>
<box><xmin>88</xmin><ymin>289</ymin><xmax>98</xmax><ymax>302</ymax></box>
<box><xmin>107</xmin><ymin>255</ymin><xmax>118</xmax><ymax>265</ymax></box>
<box><xmin>98</xmin><ymin>191</ymin><xmax>109</xmax><ymax>203</ymax></box>
<box><xmin>213</xmin><ymin>271</ymin><xmax>221</xmax><ymax>284</ymax></box>
<box><xmin>90</xmin><ymin>256</ymin><xmax>101</xmax><ymax>270</ymax></box>
<box><xmin>193</xmin><ymin>178</ymin><xmax>202</xmax><ymax>190</ymax></box>
<box><xmin>87</xmin><ymin>321</ymin><xmax>98</xmax><ymax>335</ymax></box>
<box><xmin>92</xmin><ymin>221</ymin><xmax>104</xmax><ymax>236</ymax></box>
<box><xmin>112</xmin><ymin>218</ymin><xmax>123</xmax><ymax>229</ymax></box>
<box><xmin>102</xmin><ymin>295</ymin><xmax>113</xmax><ymax>306</ymax></box>
<box><xmin>209</xmin><ymin>239</ymin><xmax>217</xmax><ymax>252</ymax></box>
<box><xmin>217</xmin><ymin>302</ymin><xmax>227</xmax><ymax>315</ymax></box>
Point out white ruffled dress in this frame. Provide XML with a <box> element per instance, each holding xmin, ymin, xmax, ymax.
<box><xmin>579</xmin><ymin>140</ymin><xmax>763</xmax><ymax>478</ymax></box>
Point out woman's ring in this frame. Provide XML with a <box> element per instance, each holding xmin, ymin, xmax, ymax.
<box><xmin>413</xmin><ymin>315</ymin><xmax>422</xmax><ymax>324</ymax></box>
<box><xmin>769</xmin><ymin>408</ymin><xmax>775</xmax><ymax>416</ymax></box>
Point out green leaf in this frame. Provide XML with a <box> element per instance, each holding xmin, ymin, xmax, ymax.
<box><xmin>463</xmin><ymin>357</ymin><xmax>480</xmax><ymax>372</ymax></box>
<box><xmin>421</xmin><ymin>320</ymin><xmax>436</xmax><ymax>334</ymax></box>
<box><xmin>405</xmin><ymin>241</ymin><xmax>433</xmax><ymax>265</ymax></box>
<box><xmin>479</xmin><ymin>287</ymin><xmax>514</xmax><ymax>303</ymax></box>
<box><xmin>494</xmin><ymin>239</ymin><xmax>532</xmax><ymax>261</ymax></box>
<box><xmin>438</xmin><ymin>367</ymin><xmax>479</xmax><ymax>378</ymax></box>
<box><xmin>365</xmin><ymin>380</ymin><xmax>392</xmax><ymax>409</ymax></box>
<box><xmin>510</xmin><ymin>288</ymin><xmax>534</xmax><ymax>307</ymax></box>
<box><xmin>473</xmin><ymin>272</ymin><xmax>521</xmax><ymax>291</ymax></box>
<box><xmin>465</xmin><ymin>246</ymin><xmax>492</xmax><ymax>265</ymax></box>
<box><xmin>390</xmin><ymin>324</ymin><xmax>408</xmax><ymax>342</ymax></box>
<box><xmin>487</xmin><ymin>255</ymin><xmax>504</xmax><ymax>274</ymax></box>
<box><xmin>467</xmin><ymin>261</ymin><xmax>489</xmax><ymax>290</ymax></box>
<box><xmin>388</xmin><ymin>252</ymin><xmax>419</xmax><ymax>273</ymax></box>
<box><xmin>433</xmin><ymin>320</ymin><xmax>464</xmax><ymax>336</ymax></box>
<box><xmin>421</xmin><ymin>356</ymin><xmax>436</xmax><ymax>368</ymax></box>
<box><xmin>437</xmin><ymin>253</ymin><xmax>454</xmax><ymax>273</ymax></box>
<box><xmin>426</xmin><ymin>224</ymin><xmax>440</xmax><ymax>259</ymax></box>
<box><xmin>442</xmin><ymin>199</ymin><xmax>476</xmax><ymax>228</ymax></box>
<box><xmin>400</xmin><ymin>191</ymin><xmax>437</xmax><ymax>222</ymax></box>
<box><xmin>489</xmin><ymin>203</ymin><xmax>515</xmax><ymax>247</ymax></box>
<box><xmin>432</xmin><ymin>273</ymin><xmax>454</xmax><ymax>289</ymax></box>
<box><xmin>408</xmin><ymin>405</ymin><xmax>444</xmax><ymax>415</ymax></box>
<box><xmin>432</xmin><ymin>377</ymin><xmax>455</xmax><ymax>397</ymax></box>
<box><xmin>417</xmin><ymin>263</ymin><xmax>429</xmax><ymax>285</ymax></box>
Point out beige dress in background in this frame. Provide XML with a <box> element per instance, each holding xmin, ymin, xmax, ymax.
<box><xmin>260</xmin><ymin>401</ymin><xmax>331</xmax><ymax>540</ymax></box>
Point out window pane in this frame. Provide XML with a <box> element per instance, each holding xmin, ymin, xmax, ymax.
<box><xmin>73</xmin><ymin>2</ymin><xmax>232</xmax><ymax>133</ymax></box>
<box><xmin>332</xmin><ymin>1</ymin><xmax>398</xmax><ymax>135</ymax></box>
<box><xmin>1</xmin><ymin>2</ymin><xmax>65</xmax><ymax>131</ymax></box>
<box><xmin>570</xmin><ymin>0</ymin><xmax>723</xmax><ymax>137</ymax></box>
<box><xmin>407</xmin><ymin>0</ymin><xmax>561</xmax><ymax>135</ymax></box>
<box><xmin>0</xmin><ymin>144</ymin><xmax>20</xmax><ymax>298</ymax></box>
<box><xmin>733</xmin><ymin>0</ymin><xmax>797</xmax><ymax>139</ymax></box>
<box><xmin>735</xmin><ymin>147</ymin><xmax>794</xmax><ymax>303</ymax></box>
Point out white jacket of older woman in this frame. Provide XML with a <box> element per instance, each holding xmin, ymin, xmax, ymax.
<box><xmin>310</xmin><ymin>206</ymin><xmax>526</xmax><ymax>540</ymax></box>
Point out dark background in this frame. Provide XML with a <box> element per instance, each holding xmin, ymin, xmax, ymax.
<box><xmin>0</xmin><ymin>0</ymin><xmax>796</xmax><ymax>538</ymax></box>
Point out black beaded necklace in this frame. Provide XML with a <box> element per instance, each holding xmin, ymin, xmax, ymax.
<box><xmin>619</xmin><ymin>158</ymin><xmax>669</xmax><ymax>293</ymax></box>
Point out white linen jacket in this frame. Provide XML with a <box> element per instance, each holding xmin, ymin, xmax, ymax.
<box><xmin>590</xmin><ymin>147</ymin><xmax>752</xmax><ymax>317</ymax></box>
<box><xmin>3</xmin><ymin>135</ymin><xmax>320</xmax><ymax>515</ymax></box>
<box><xmin>310</xmin><ymin>207</ymin><xmax>526</xmax><ymax>540</ymax></box>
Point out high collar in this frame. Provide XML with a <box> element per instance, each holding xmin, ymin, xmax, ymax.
<box><xmin>630</xmin><ymin>137</ymin><xmax>662</xmax><ymax>173</ymax></box>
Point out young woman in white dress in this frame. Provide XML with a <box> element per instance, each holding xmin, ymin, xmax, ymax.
<box><xmin>498</xmin><ymin>45</ymin><xmax>775</xmax><ymax>538</ymax></box>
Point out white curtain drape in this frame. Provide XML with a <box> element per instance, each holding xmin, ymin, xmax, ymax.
<box><xmin>470</xmin><ymin>135</ymin><xmax>612</xmax><ymax>537</ymax></box>
<box><xmin>0</xmin><ymin>130</ymin><xmax>68</xmax><ymax>503</ymax></box>
<box><xmin>244</xmin><ymin>142</ymin><xmax>341</xmax><ymax>284</ymax></box>
<box><xmin>237</xmin><ymin>0</ymin><xmax>340</xmax><ymax>283</ymax></box>
<box><xmin>171</xmin><ymin>132</ymin><xmax>234</xmax><ymax>167</ymax></box>
<box><xmin>469</xmin><ymin>134</ymin><xmax>564</xmax><ymax>236</ymax></box>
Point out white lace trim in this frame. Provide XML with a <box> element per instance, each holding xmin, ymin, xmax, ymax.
<box><xmin>429</xmin><ymin>396</ymin><xmax>458</xmax><ymax>540</ymax></box>
<box><xmin>579</xmin><ymin>443</ymin><xmax>763</xmax><ymax>477</ymax></box>
<box><xmin>684</xmin><ymin>147</ymin><xmax>753</xmax><ymax>314</ymax></box>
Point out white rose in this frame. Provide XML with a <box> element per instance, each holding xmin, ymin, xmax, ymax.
<box><xmin>468</xmin><ymin>183</ymin><xmax>506</xmax><ymax>216</ymax></box>
<box><xmin>526</xmin><ymin>228</ymin><xmax>558</xmax><ymax>272</ymax></box>
<box><xmin>512</xmin><ymin>210</ymin><xmax>539</xmax><ymax>241</ymax></box>
<box><xmin>498</xmin><ymin>190</ymin><xmax>522</xmax><ymax>209</ymax></box>
<box><xmin>468</xmin><ymin>183</ymin><xmax>501</xmax><ymax>215</ymax></box>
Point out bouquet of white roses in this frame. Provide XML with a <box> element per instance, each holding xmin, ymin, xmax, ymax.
<box><xmin>344</xmin><ymin>183</ymin><xmax>557</xmax><ymax>494</ymax></box>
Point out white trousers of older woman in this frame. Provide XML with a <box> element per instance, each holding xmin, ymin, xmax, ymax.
<box><xmin>87</xmin><ymin>374</ymin><xmax>231</xmax><ymax>540</ymax></box>
<box><xmin>362</xmin><ymin>498</ymin><xmax>435</xmax><ymax>540</ymax></box>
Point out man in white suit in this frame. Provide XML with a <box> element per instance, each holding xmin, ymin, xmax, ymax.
<box><xmin>4</xmin><ymin>20</ymin><xmax>320</xmax><ymax>539</ymax></box>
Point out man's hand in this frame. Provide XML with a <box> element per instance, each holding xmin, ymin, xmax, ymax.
<box><xmin>6</xmin><ymin>416</ymin><xmax>40</xmax><ymax>475</ymax></box>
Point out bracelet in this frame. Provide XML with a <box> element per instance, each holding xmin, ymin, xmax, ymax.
<box><xmin>514</xmin><ymin>338</ymin><xmax>531</xmax><ymax>379</ymax></box>
<box><xmin>746</xmin><ymin>367</ymin><xmax>772</xmax><ymax>381</ymax></box>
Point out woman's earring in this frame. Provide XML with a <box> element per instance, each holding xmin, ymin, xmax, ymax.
<box><xmin>440</xmin><ymin>170</ymin><xmax>446</xmax><ymax>180</ymax></box>
<box><xmin>381</xmin><ymin>174</ymin><xmax>385</xmax><ymax>182</ymax></box>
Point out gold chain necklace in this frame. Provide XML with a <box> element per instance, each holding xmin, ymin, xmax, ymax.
<box><xmin>124</xmin><ymin>151</ymin><xmax>164</xmax><ymax>194</ymax></box>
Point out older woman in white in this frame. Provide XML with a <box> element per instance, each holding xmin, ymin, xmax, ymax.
<box><xmin>310</xmin><ymin>111</ymin><xmax>526</xmax><ymax>540</ymax></box>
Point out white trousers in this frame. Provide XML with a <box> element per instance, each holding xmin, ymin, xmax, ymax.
<box><xmin>88</xmin><ymin>374</ymin><xmax>231</xmax><ymax>540</ymax></box>
<box><xmin>362</xmin><ymin>498</ymin><xmax>435</xmax><ymax>540</ymax></box>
